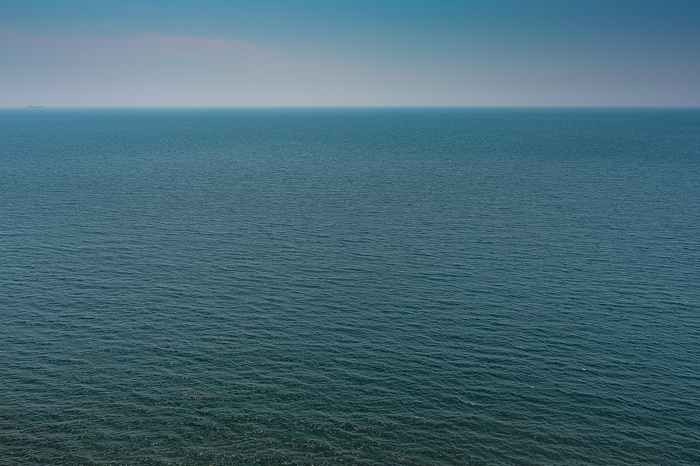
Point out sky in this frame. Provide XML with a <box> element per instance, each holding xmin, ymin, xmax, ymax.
<box><xmin>1</xmin><ymin>0</ymin><xmax>699</xmax><ymax>107</ymax></box>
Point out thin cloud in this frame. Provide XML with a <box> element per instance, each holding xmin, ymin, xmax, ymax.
<box><xmin>0</xmin><ymin>28</ymin><xmax>279</xmax><ymax>58</ymax></box>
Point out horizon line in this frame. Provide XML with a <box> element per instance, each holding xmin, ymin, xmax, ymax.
<box><xmin>5</xmin><ymin>105</ymin><xmax>700</xmax><ymax>109</ymax></box>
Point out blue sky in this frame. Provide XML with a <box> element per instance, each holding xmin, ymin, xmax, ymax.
<box><xmin>1</xmin><ymin>0</ymin><xmax>699</xmax><ymax>106</ymax></box>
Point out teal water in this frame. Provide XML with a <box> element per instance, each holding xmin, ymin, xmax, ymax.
<box><xmin>1</xmin><ymin>108</ymin><xmax>699</xmax><ymax>465</ymax></box>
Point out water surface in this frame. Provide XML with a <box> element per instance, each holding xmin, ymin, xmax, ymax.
<box><xmin>1</xmin><ymin>108</ymin><xmax>699</xmax><ymax>464</ymax></box>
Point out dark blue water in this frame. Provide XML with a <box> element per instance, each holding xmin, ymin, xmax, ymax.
<box><xmin>1</xmin><ymin>108</ymin><xmax>699</xmax><ymax>465</ymax></box>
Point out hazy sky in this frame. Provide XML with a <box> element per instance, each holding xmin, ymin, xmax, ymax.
<box><xmin>1</xmin><ymin>0</ymin><xmax>699</xmax><ymax>106</ymax></box>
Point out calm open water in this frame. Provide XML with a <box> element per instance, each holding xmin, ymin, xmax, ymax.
<box><xmin>1</xmin><ymin>108</ymin><xmax>699</xmax><ymax>465</ymax></box>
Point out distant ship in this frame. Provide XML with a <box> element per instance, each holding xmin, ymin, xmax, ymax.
<box><xmin>28</xmin><ymin>105</ymin><xmax>46</xmax><ymax>108</ymax></box>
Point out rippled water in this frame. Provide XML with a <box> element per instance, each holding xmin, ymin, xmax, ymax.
<box><xmin>1</xmin><ymin>108</ymin><xmax>699</xmax><ymax>465</ymax></box>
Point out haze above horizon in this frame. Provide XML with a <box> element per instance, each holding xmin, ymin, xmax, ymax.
<box><xmin>1</xmin><ymin>0</ymin><xmax>699</xmax><ymax>107</ymax></box>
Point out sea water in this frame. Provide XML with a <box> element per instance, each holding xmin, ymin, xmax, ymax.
<box><xmin>1</xmin><ymin>108</ymin><xmax>699</xmax><ymax>464</ymax></box>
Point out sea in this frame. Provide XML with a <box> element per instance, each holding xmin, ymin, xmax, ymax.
<box><xmin>1</xmin><ymin>108</ymin><xmax>698</xmax><ymax>465</ymax></box>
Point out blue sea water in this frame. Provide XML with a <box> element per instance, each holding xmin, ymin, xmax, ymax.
<box><xmin>0</xmin><ymin>108</ymin><xmax>699</xmax><ymax>465</ymax></box>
